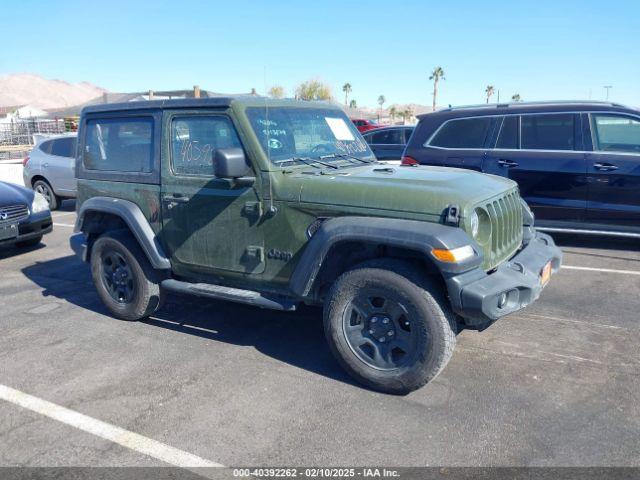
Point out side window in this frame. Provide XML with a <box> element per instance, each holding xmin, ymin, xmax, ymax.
<box><xmin>50</xmin><ymin>137</ymin><xmax>77</xmax><ymax>158</ymax></box>
<box><xmin>363</xmin><ymin>133</ymin><xmax>373</xmax><ymax>144</ymax></box>
<box><xmin>495</xmin><ymin>116</ymin><xmax>519</xmax><ymax>149</ymax></box>
<box><xmin>404</xmin><ymin>128</ymin><xmax>414</xmax><ymax>143</ymax></box>
<box><xmin>429</xmin><ymin>117</ymin><xmax>493</xmax><ymax>149</ymax></box>
<box><xmin>171</xmin><ymin>116</ymin><xmax>243</xmax><ymax>176</ymax></box>
<box><xmin>591</xmin><ymin>114</ymin><xmax>640</xmax><ymax>154</ymax></box>
<box><xmin>83</xmin><ymin>117</ymin><xmax>154</xmax><ymax>172</ymax></box>
<box><xmin>521</xmin><ymin>114</ymin><xmax>574</xmax><ymax>151</ymax></box>
<box><xmin>370</xmin><ymin>129</ymin><xmax>403</xmax><ymax>144</ymax></box>
<box><xmin>39</xmin><ymin>140</ymin><xmax>53</xmax><ymax>154</ymax></box>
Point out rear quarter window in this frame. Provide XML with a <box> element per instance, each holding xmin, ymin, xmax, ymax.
<box><xmin>50</xmin><ymin>137</ymin><xmax>77</xmax><ymax>158</ymax></box>
<box><xmin>428</xmin><ymin>117</ymin><xmax>493</xmax><ymax>149</ymax></box>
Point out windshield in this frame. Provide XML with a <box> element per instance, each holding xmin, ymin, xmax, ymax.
<box><xmin>245</xmin><ymin>106</ymin><xmax>375</xmax><ymax>165</ymax></box>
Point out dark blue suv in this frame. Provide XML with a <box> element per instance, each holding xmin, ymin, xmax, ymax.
<box><xmin>403</xmin><ymin>101</ymin><xmax>640</xmax><ymax>237</ymax></box>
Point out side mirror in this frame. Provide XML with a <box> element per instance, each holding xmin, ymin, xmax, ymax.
<box><xmin>214</xmin><ymin>148</ymin><xmax>251</xmax><ymax>179</ymax></box>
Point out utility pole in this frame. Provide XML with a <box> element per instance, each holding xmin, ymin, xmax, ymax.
<box><xmin>603</xmin><ymin>85</ymin><xmax>612</xmax><ymax>101</ymax></box>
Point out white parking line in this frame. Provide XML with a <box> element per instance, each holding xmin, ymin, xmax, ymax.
<box><xmin>53</xmin><ymin>223</ymin><xmax>75</xmax><ymax>227</ymax></box>
<box><xmin>0</xmin><ymin>384</ymin><xmax>222</xmax><ymax>468</ymax></box>
<box><xmin>563</xmin><ymin>265</ymin><xmax>640</xmax><ymax>276</ymax></box>
<box><xmin>52</xmin><ymin>212</ymin><xmax>76</xmax><ymax>218</ymax></box>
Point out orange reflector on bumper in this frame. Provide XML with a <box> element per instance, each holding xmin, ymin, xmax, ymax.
<box><xmin>432</xmin><ymin>245</ymin><xmax>475</xmax><ymax>263</ymax></box>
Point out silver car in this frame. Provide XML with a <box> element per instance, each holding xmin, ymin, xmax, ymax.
<box><xmin>23</xmin><ymin>133</ymin><xmax>77</xmax><ymax>210</ymax></box>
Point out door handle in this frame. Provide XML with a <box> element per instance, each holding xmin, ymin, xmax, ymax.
<box><xmin>43</xmin><ymin>163</ymin><xmax>49</xmax><ymax>168</ymax></box>
<box><xmin>593</xmin><ymin>162</ymin><xmax>618</xmax><ymax>171</ymax></box>
<box><xmin>498</xmin><ymin>159</ymin><xmax>519</xmax><ymax>168</ymax></box>
<box><xmin>162</xmin><ymin>195</ymin><xmax>190</xmax><ymax>209</ymax></box>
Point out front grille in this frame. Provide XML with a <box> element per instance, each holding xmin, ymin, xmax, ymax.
<box><xmin>0</xmin><ymin>204</ymin><xmax>29</xmax><ymax>225</ymax></box>
<box><xmin>482</xmin><ymin>189</ymin><xmax>523</xmax><ymax>270</ymax></box>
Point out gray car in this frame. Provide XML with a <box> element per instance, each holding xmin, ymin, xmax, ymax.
<box><xmin>23</xmin><ymin>133</ymin><xmax>77</xmax><ymax>210</ymax></box>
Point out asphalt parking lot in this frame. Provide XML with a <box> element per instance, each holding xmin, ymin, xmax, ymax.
<box><xmin>0</xmin><ymin>202</ymin><xmax>639</xmax><ymax>468</ymax></box>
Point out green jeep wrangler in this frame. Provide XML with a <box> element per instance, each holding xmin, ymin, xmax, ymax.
<box><xmin>70</xmin><ymin>97</ymin><xmax>561</xmax><ymax>394</ymax></box>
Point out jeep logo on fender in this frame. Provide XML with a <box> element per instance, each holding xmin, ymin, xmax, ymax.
<box><xmin>267</xmin><ymin>248</ymin><xmax>292</xmax><ymax>261</ymax></box>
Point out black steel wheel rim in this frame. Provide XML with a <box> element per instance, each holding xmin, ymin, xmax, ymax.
<box><xmin>34</xmin><ymin>182</ymin><xmax>52</xmax><ymax>205</ymax></box>
<box><xmin>342</xmin><ymin>289</ymin><xmax>419</xmax><ymax>370</ymax></box>
<box><xmin>100</xmin><ymin>250</ymin><xmax>135</xmax><ymax>304</ymax></box>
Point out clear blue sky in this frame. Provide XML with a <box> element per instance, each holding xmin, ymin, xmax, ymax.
<box><xmin>2</xmin><ymin>0</ymin><xmax>638</xmax><ymax>108</ymax></box>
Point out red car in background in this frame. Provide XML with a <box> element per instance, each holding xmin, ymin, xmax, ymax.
<box><xmin>351</xmin><ymin>118</ymin><xmax>381</xmax><ymax>133</ymax></box>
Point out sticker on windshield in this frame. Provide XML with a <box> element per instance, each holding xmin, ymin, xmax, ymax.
<box><xmin>325</xmin><ymin>117</ymin><xmax>355</xmax><ymax>141</ymax></box>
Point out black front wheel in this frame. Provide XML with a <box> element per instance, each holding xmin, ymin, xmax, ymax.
<box><xmin>324</xmin><ymin>259</ymin><xmax>457</xmax><ymax>395</ymax></box>
<box><xmin>91</xmin><ymin>231</ymin><xmax>164</xmax><ymax>321</ymax></box>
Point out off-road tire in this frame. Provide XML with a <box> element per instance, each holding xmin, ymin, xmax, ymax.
<box><xmin>15</xmin><ymin>235</ymin><xmax>43</xmax><ymax>248</ymax></box>
<box><xmin>33</xmin><ymin>179</ymin><xmax>60</xmax><ymax>210</ymax></box>
<box><xmin>91</xmin><ymin>230</ymin><xmax>164</xmax><ymax>321</ymax></box>
<box><xmin>324</xmin><ymin>258</ymin><xmax>457</xmax><ymax>395</ymax></box>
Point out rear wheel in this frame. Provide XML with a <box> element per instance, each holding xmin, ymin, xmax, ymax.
<box><xmin>91</xmin><ymin>231</ymin><xmax>164</xmax><ymax>321</ymax></box>
<box><xmin>324</xmin><ymin>259</ymin><xmax>457</xmax><ymax>395</ymax></box>
<box><xmin>33</xmin><ymin>179</ymin><xmax>60</xmax><ymax>210</ymax></box>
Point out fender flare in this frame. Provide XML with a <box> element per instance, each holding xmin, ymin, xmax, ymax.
<box><xmin>289</xmin><ymin>216</ymin><xmax>482</xmax><ymax>298</ymax></box>
<box><xmin>75</xmin><ymin>197</ymin><xmax>171</xmax><ymax>270</ymax></box>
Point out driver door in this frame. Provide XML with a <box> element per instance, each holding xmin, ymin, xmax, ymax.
<box><xmin>586</xmin><ymin>112</ymin><xmax>640</xmax><ymax>228</ymax></box>
<box><xmin>160</xmin><ymin>110</ymin><xmax>265</xmax><ymax>278</ymax></box>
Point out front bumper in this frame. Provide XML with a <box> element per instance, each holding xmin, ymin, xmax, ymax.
<box><xmin>446</xmin><ymin>231</ymin><xmax>562</xmax><ymax>326</ymax></box>
<box><xmin>0</xmin><ymin>210</ymin><xmax>53</xmax><ymax>247</ymax></box>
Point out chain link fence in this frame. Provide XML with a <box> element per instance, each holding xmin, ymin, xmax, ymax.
<box><xmin>0</xmin><ymin>118</ymin><xmax>73</xmax><ymax>160</ymax></box>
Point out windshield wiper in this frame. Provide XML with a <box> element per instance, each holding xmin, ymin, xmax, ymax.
<box><xmin>296</xmin><ymin>156</ymin><xmax>339</xmax><ymax>169</ymax></box>
<box><xmin>319</xmin><ymin>153</ymin><xmax>376</xmax><ymax>165</ymax></box>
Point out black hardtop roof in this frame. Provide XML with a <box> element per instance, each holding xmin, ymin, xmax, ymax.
<box><xmin>80</xmin><ymin>97</ymin><xmax>342</xmax><ymax>115</ymax></box>
<box><xmin>418</xmin><ymin>101</ymin><xmax>638</xmax><ymax>120</ymax></box>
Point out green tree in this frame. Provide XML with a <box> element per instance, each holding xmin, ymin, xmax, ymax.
<box><xmin>400</xmin><ymin>107</ymin><xmax>413</xmax><ymax>124</ymax></box>
<box><xmin>485</xmin><ymin>85</ymin><xmax>495</xmax><ymax>104</ymax></box>
<box><xmin>377</xmin><ymin>95</ymin><xmax>386</xmax><ymax>121</ymax></box>
<box><xmin>342</xmin><ymin>83</ymin><xmax>352</xmax><ymax>106</ymax></box>
<box><xmin>268</xmin><ymin>86</ymin><xmax>285</xmax><ymax>99</ymax></box>
<box><xmin>349</xmin><ymin>99</ymin><xmax>357</xmax><ymax>109</ymax></box>
<box><xmin>429</xmin><ymin>67</ymin><xmax>445</xmax><ymax>111</ymax></box>
<box><xmin>295</xmin><ymin>79</ymin><xmax>333</xmax><ymax>101</ymax></box>
<box><xmin>389</xmin><ymin>105</ymin><xmax>397</xmax><ymax>124</ymax></box>
<box><xmin>511</xmin><ymin>93</ymin><xmax>521</xmax><ymax>102</ymax></box>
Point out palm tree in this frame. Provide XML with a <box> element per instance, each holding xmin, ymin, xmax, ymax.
<box><xmin>377</xmin><ymin>95</ymin><xmax>386</xmax><ymax>121</ymax></box>
<box><xmin>429</xmin><ymin>67</ymin><xmax>445</xmax><ymax>111</ymax></box>
<box><xmin>342</xmin><ymin>83</ymin><xmax>352</xmax><ymax>106</ymax></box>
<box><xmin>485</xmin><ymin>85</ymin><xmax>495</xmax><ymax>104</ymax></box>
<box><xmin>401</xmin><ymin>107</ymin><xmax>413</xmax><ymax>124</ymax></box>
<box><xmin>349</xmin><ymin>99</ymin><xmax>357</xmax><ymax>109</ymax></box>
<box><xmin>511</xmin><ymin>93</ymin><xmax>521</xmax><ymax>102</ymax></box>
<box><xmin>389</xmin><ymin>106</ymin><xmax>397</xmax><ymax>125</ymax></box>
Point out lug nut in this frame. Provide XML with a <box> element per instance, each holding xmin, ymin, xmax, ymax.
<box><xmin>379</xmin><ymin>337</ymin><xmax>386</xmax><ymax>342</ymax></box>
<box><xmin>368</xmin><ymin>329</ymin><xmax>374</xmax><ymax>334</ymax></box>
<box><xmin>382</xmin><ymin>318</ymin><xmax>389</xmax><ymax>324</ymax></box>
<box><xmin>371</xmin><ymin>317</ymin><xmax>378</xmax><ymax>323</ymax></box>
<box><xmin>387</xmin><ymin>331</ymin><xmax>393</xmax><ymax>336</ymax></box>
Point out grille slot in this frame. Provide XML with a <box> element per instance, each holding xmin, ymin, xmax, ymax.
<box><xmin>482</xmin><ymin>189</ymin><xmax>523</xmax><ymax>270</ymax></box>
<box><xmin>0</xmin><ymin>204</ymin><xmax>29</xmax><ymax>224</ymax></box>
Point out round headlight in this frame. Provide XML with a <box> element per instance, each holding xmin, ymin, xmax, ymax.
<box><xmin>470</xmin><ymin>210</ymin><xmax>479</xmax><ymax>238</ymax></box>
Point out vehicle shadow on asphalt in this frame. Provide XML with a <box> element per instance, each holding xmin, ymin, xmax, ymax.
<box><xmin>21</xmin><ymin>255</ymin><xmax>357</xmax><ymax>389</ymax></box>
<box><xmin>0</xmin><ymin>242</ymin><xmax>47</xmax><ymax>260</ymax></box>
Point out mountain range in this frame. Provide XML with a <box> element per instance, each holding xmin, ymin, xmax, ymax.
<box><xmin>0</xmin><ymin>73</ymin><xmax>106</xmax><ymax>110</ymax></box>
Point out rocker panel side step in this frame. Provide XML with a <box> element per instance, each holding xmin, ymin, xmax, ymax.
<box><xmin>161</xmin><ymin>279</ymin><xmax>297</xmax><ymax>311</ymax></box>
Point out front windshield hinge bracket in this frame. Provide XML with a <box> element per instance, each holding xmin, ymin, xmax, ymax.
<box><xmin>444</xmin><ymin>204</ymin><xmax>461</xmax><ymax>227</ymax></box>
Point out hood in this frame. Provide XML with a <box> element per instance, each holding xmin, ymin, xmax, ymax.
<box><xmin>0</xmin><ymin>181</ymin><xmax>33</xmax><ymax>207</ymax></box>
<box><xmin>282</xmin><ymin>164</ymin><xmax>517</xmax><ymax>218</ymax></box>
